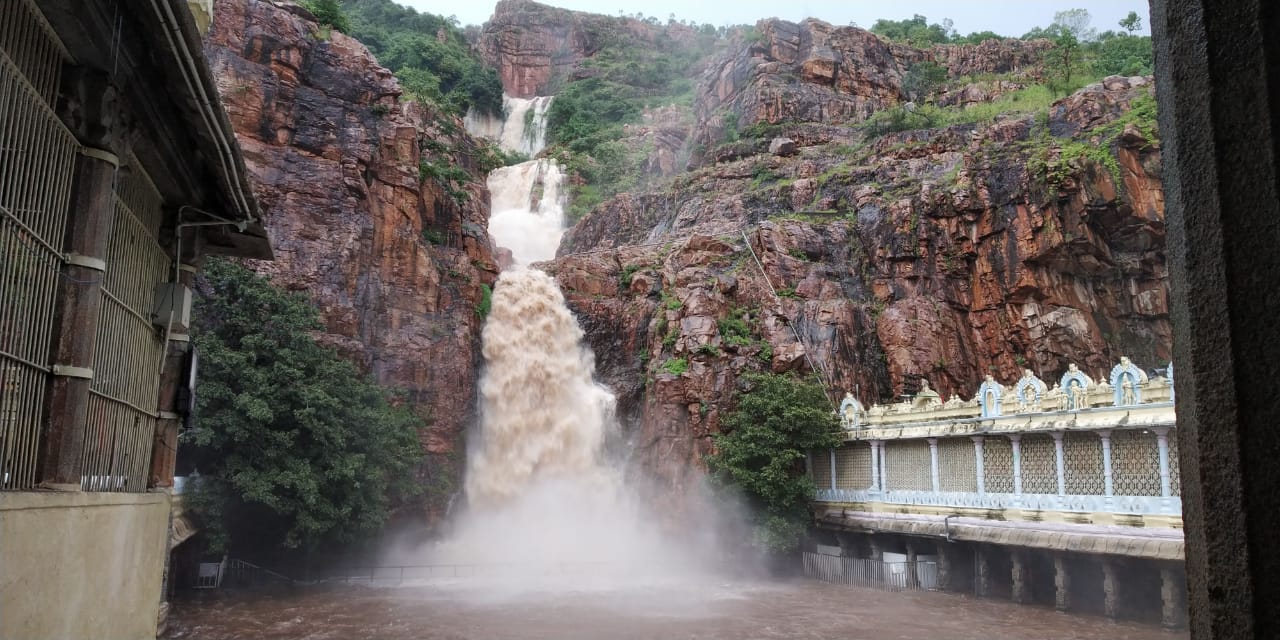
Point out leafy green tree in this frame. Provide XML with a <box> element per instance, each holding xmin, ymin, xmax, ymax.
<box><xmin>1091</xmin><ymin>33</ymin><xmax>1153</xmax><ymax>76</ymax></box>
<box><xmin>185</xmin><ymin>259</ymin><xmax>423</xmax><ymax>553</ymax></box>
<box><xmin>902</xmin><ymin>60</ymin><xmax>948</xmax><ymax>101</ymax></box>
<box><xmin>707</xmin><ymin>373</ymin><xmax>841</xmax><ymax>554</ymax></box>
<box><xmin>870</xmin><ymin>14</ymin><xmax>956</xmax><ymax>44</ymax></box>
<box><xmin>1044</xmin><ymin>30</ymin><xmax>1083</xmax><ymax>95</ymax></box>
<box><xmin>300</xmin><ymin>0</ymin><xmax>350</xmax><ymax>33</ymax></box>
<box><xmin>1119</xmin><ymin>11</ymin><xmax>1143</xmax><ymax>34</ymax></box>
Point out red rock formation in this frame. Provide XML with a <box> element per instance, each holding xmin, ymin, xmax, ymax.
<box><xmin>205</xmin><ymin>0</ymin><xmax>498</xmax><ymax>517</ymax></box>
<box><xmin>548</xmin><ymin>76</ymin><xmax>1167</xmax><ymax>502</ymax></box>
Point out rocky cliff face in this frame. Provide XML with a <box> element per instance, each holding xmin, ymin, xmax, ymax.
<box><xmin>205</xmin><ymin>0</ymin><xmax>498</xmax><ymax>516</ymax></box>
<box><xmin>518</xmin><ymin>19</ymin><xmax>1168</xmax><ymax>502</ymax></box>
<box><xmin>477</xmin><ymin>0</ymin><xmax>705</xmax><ymax>98</ymax></box>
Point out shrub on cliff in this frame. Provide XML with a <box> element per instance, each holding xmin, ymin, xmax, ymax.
<box><xmin>185</xmin><ymin>259</ymin><xmax>422</xmax><ymax>553</ymax></box>
<box><xmin>707</xmin><ymin>373</ymin><xmax>841</xmax><ymax>555</ymax></box>
<box><xmin>301</xmin><ymin>0</ymin><xmax>350</xmax><ymax>33</ymax></box>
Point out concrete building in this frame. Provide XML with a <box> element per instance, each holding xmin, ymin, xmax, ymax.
<box><xmin>809</xmin><ymin>360</ymin><xmax>1187</xmax><ymax>627</ymax></box>
<box><xmin>0</xmin><ymin>0</ymin><xmax>269</xmax><ymax>637</ymax></box>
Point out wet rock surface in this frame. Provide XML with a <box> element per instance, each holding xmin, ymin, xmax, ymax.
<box><xmin>205</xmin><ymin>0</ymin><xmax>499</xmax><ymax>517</ymax></box>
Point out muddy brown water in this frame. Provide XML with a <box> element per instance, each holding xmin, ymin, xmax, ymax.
<box><xmin>164</xmin><ymin>578</ymin><xmax>1187</xmax><ymax>640</ymax></box>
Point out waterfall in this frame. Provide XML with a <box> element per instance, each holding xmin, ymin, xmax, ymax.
<box><xmin>464</xmin><ymin>93</ymin><xmax>555</xmax><ymax>157</ymax></box>
<box><xmin>487</xmin><ymin>160</ymin><xmax>564</xmax><ymax>265</ymax></box>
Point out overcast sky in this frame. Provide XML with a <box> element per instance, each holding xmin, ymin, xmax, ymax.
<box><xmin>396</xmin><ymin>1</ymin><xmax>1151</xmax><ymax>36</ymax></box>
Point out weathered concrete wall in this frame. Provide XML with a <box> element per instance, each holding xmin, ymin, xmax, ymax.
<box><xmin>0</xmin><ymin>492</ymin><xmax>170</xmax><ymax>639</ymax></box>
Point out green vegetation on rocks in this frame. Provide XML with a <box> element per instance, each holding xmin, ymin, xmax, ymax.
<box><xmin>186</xmin><ymin>259</ymin><xmax>423</xmax><ymax>554</ymax></box>
<box><xmin>340</xmin><ymin>0</ymin><xmax>503</xmax><ymax>116</ymax></box>
<box><xmin>708</xmin><ymin>373</ymin><xmax>841</xmax><ymax>554</ymax></box>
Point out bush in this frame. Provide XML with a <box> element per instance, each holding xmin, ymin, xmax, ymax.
<box><xmin>186</xmin><ymin>259</ymin><xmax>422</xmax><ymax>553</ymax></box>
<box><xmin>707</xmin><ymin>373</ymin><xmax>841</xmax><ymax>554</ymax></box>
<box><xmin>661</xmin><ymin>357</ymin><xmax>689</xmax><ymax>375</ymax></box>
<box><xmin>301</xmin><ymin>0</ymin><xmax>350</xmax><ymax>33</ymax></box>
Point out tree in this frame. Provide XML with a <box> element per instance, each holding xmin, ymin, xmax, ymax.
<box><xmin>706</xmin><ymin>373</ymin><xmax>841</xmax><ymax>555</ymax></box>
<box><xmin>870</xmin><ymin>14</ymin><xmax>956</xmax><ymax>45</ymax></box>
<box><xmin>902</xmin><ymin>60</ymin><xmax>948</xmax><ymax>102</ymax></box>
<box><xmin>1119</xmin><ymin>11</ymin><xmax>1143</xmax><ymax>34</ymax></box>
<box><xmin>300</xmin><ymin>0</ymin><xmax>350</xmax><ymax>33</ymax></box>
<box><xmin>1052</xmin><ymin>8</ymin><xmax>1096</xmax><ymax>42</ymax></box>
<box><xmin>1044</xmin><ymin>30</ymin><xmax>1083</xmax><ymax>95</ymax></box>
<box><xmin>185</xmin><ymin>259</ymin><xmax>423</xmax><ymax>553</ymax></box>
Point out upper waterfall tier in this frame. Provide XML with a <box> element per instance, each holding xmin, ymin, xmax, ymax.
<box><xmin>487</xmin><ymin>159</ymin><xmax>565</xmax><ymax>265</ymax></box>
<box><xmin>465</xmin><ymin>94</ymin><xmax>554</xmax><ymax>156</ymax></box>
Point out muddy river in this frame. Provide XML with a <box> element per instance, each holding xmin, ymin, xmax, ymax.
<box><xmin>164</xmin><ymin>577</ymin><xmax>1186</xmax><ymax>640</ymax></box>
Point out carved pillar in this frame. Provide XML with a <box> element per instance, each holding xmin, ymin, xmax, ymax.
<box><xmin>1009</xmin><ymin>434</ymin><xmax>1023</xmax><ymax>496</ymax></box>
<box><xmin>975</xmin><ymin>545</ymin><xmax>991</xmax><ymax>597</ymax></box>
<box><xmin>39</xmin><ymin>67</ymin><xmax>131</xmax><ymax>489</ymax></box>
<box><xmin>972</xmin><ymin>436</ymin><xmax>986</xmax><ymax>495</ymax></box>
<box><xmin>1160</xmin><ymin>566</ymin><xmax>1188</xmax><ymax>629</ymax></box>
<box><xmin>1099</xmin><ymin>430</ymin><xmax>1114</xmax><ymax>497</ymax></box>
<box><xmin>1102</xmin><ymin>558</ymin><xmax>1123</xmax><ymax>619</ymax></box>
<box><xmin>1153</xmin><ymin>427</ymin><xmax>1172</xmax><ymax>498</ymax></box>
<box><xmin>828</xmin><ymin>448</ymin><xmax>837</xmax><ymax>490</ymax></box>
<box><xmin>1052</xmin><ymin>432</ymin><xmax>1066</xmax><ymax>496</ymax></box>
<box><xmin>1054</xmin><ymin>553</ymin><xmax>1072</xmax><ymax>611</ymax></box>
<box><xmin>869</xmin><ymin>440</ymin><xmax>881</xmax><ymax>491</ymax></box>
<box><xmin>1010</xmin><ymin>548</ymin><xmax>1031</xmax><ymax>604</ymax></box>
<box><xmin>927</xmin><ymin>437</ymin><xmax>940</xmax><ymax>492</ymax></box>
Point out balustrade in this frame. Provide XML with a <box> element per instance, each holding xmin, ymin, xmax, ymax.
<box><xmin>818</xmin><ymin>357</ymin><xmax>1180</xmax><ymax>518</ymax></box>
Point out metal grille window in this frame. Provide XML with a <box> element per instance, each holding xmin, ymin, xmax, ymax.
<box><xmin>835</xmin><ymin>442</ymin><xmax>872</xmax><ymax>489</ymax></box>
<box><xmin>1064</xmin><ymin>432</ymin><xmax>1104</xmax><ymax>495</ymax></box>
<box><xmin>0</xmin><ymin>7</ymin><xmax>75</xmax><ymax>490</ymax></box>
<box><xmin>1111</xmin><ymin>429</ymin><xmax>1161</xmax><ymax>496</ymax></box>
<box><xmin>1167</xmin><ymin>433</ymin><xmax>1181</xmax><ymax>496</ymax></box>
<box><xmin>884</xmin><ymin>440</ymin><xmax>931</xmax><ymax>491</ymax></box>
<box><xmin>1020</xmin><ymin>433</ymin><xmax>1057</xmax><ymax>494</ymax></box>
<box><xmin>983</xmin><ymin>437</ymin><xmax>1014</xmax><ymax>494</ymax></box>
<box><xmin>811</xmin><ymin>449</ymin><xmax>832</xmax><ymax>490</ymax></box>
<box><xmin>937</xmin><ymin>438</ymin><xmax>977</xmax><ymax>492</ymax></box>
<box><xmin>83</xmin><ymin>161</ymin><xmax>169</xmax><ymax>491</ymax></box>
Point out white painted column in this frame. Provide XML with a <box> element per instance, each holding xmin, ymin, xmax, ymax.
<box><xmin>829</xmin><ymin>448</ymin><xmax>838</xmax><ymax>490</ymax></box>
<box><xmin>1009</xmin><ymin>434</ymin><xmax>1024</xmax><ymax>495</ymax></box>
<box><xmin>878</xmin><ymin>440</ymin><xmax>889</xmax><ymax>491</ymax></box>
<box><xmin>927</xmin><ymin>437</ymin><xmax>940</xmax><ymax>492</ymax></box>
<box><xmin>1099</xmin><ymin>430</ymin><xmax>1114</xmax><ymax>497</ymax></box>
<box><xmin>869</xmin><ymin>440</ymin><xmax>881</xmax><ymax>491</ymax></box>
<box><xmin>972</xmin><ymin>436</ymin><xmax>986</xmax><ymax>495</ymax></box>
<box><xmin>1052</xmin><ymin>431</ymin><xmax>1067</xmax><ymax>496</ymax></box>
<box><xmin>1154</xmin><ymin>427</ymin><xmax>1172</xmax><ymax>498</ymax></box>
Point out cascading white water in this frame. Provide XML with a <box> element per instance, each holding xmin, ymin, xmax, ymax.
<box><xmin>464</xmin><ymin>94</ymin><xmax>555</xmax><ymax>157</ymax></box>
<box><xmin>417</xmin><ymin>87</ymin><xmax>723</xmax><ymax>590</ymax></box>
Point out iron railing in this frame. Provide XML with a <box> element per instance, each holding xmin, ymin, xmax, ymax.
<box><xmin>0</xmin><ymin>5</ymin><xmax>76</xmax><ymax>490</ymax></box>
<box><xmin>801</xmin><ymin>552</ymin><xmax>939</xmax><ymax>591</ymax></box>
<box><xmin>83</xmin><ymin>159</ymin><xmax>170</xmax><ymax>492</ymax></box>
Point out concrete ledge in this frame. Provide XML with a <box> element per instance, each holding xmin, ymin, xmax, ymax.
<box><xmin>819</xmin><ymin>511</ymin><xmax>1185</xmax><ymax>560</ymax></box>
<box><xmin>0</xmin><ymin>489</ymin><xmax>169</xmax><ymax>511</ymax></box>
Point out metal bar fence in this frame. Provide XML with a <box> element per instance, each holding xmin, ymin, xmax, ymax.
<box><xmin>0</xmin><ymin>15</ymin><xmax>76</xmax><ymax>490</ymax></box>
<box><xmin>801</xmin><ymin>552</ymin><xmax>939</xmax><ymax>591</ymax></box>
<box><xmin>83</xmin><ymin>160</ymin><xmax>170</xmax><ymax>491</ymax></box>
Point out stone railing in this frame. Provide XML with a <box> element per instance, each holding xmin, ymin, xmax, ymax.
<box><xmin>816</xmin><ymin>358</ymin><xmax>1180</xmax><ymax>521</ymax></box>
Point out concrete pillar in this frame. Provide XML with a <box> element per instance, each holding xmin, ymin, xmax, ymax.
<box><xmin>1099</xmin><ymin>430</ymin><xmax>1114</xmax><ymax>497</ymax></box>
<box><xmin>972</xmin><ymin>436</ymin><xmax>986</xmax><ymax>494</ymax></box>
<box><xmin>1102</xmin><ymin>558</ymin><xmax>1123</xmax><ymax>619</ymax></box>
<box><xmin>927</xmin><ymin>437</ymin><xmax>940</xmax><ymax>492</ymax></box>
<box><xmin>869</xmin><ymin>440</ymin><xmax>881</xmax><ymax>491</ymax></box>
<box><xmin>828</xmin><ymin>448</ymin><xmax>837</xmax><ymax>490</ymax></box>
<box><xmin>905</xmin><ymin>539</ymin><xmax>921</xmax><ymax>589</ymax></box>
<box><xmin>975</xmin><ymin>545</ymin><xmax>991</xmax><ymax>598</ymax></box>
<box><xmin>1052</xmin><ymin>431</ymin><xmax>1066</xmax><ymax>496</ymax></box>
<box><xmin>1161</xmin><ymin>566</ymin><xmax>1189</xmax><ymax>629</ymax></box>
<box><xmin>1011</xmin><ymin>548</ymin><xmax>1031</xmax><ymax>604</ymax></box>
<box><xmin>1152</xmin><ymin>0</ymin><xmax>1280</xmax><ymax>634</ymax></box>
<box><xmin>867</xmin><ymin>534</ymin><xmax>883</xmax><ymax>561</ymax></box>
<box><xmin>39</xmin><ymin>68</ymin><xmax>130</xmax><ymax>489</ymax></box>
<box><xmin>1009</xmin><ymin>434</ymin><xmax>1023</xmax><ymax>495</ymax></box>
<box><xmin>1153</xmin><ymin>427</ymin><xmax>1172</xmax><ymax>498</ymax></box>
<box><xmin>1053</xmin><ymin>553</ymin><xmax>1072</xmax><ymax>611</ymax></box>
<box><xmin>878</xmin><ymin>440</ymin><xmax>888</xmax><ymax>491</ymax></box>
<box><xmin>936</xmin><ymin>544</ymin><xmax>953</xmax><ymax>592</ymax></box>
